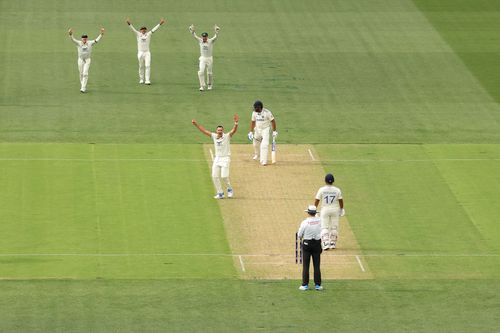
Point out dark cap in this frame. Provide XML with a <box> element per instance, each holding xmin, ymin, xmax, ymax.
<box><xmin>81</xmin><ymin>34</ymin><xmax>88</xmax><ymax>38</ymax></box>
<box><xmin>325</xmin><ymin>173</ymin><xmax>334</xmax><ymax>184</ymax></box>
<box><xmin>253</xmin><ymin>100</ymin><xmax>263</xmax><ymax>110</ymax></box>
<box><xmin>201</xmin><ymin>32</ymin><xmax>208</xmax><ymax>37</ymax></box>
<box><xmin>140</xmin><ymin>26</ymin><xmax>147</xmax><ymax>30</ymax></box>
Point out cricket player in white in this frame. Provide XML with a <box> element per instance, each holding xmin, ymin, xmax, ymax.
<box><xmin>126</xmin><ymin>17</ymin><xmax>166</xmax><ymax>84</ymax></box>
<box><xmin>192</xmin><ymin>114</ymin><xmax>239</xmax><ymax>199</ymax></box>
<box><xmin>314</xmin><ymin>173</ymin><xmax>345</xmax><ymax>250</ymax></box>
<box><xmin>188</xmin><ymin>24</ymin><xmax>220</xmax><ymax>91</ymax></box>
<box><xmin>68</xmin><ymin>28</ymin><xmax>104</xmax><ymax>93</ymax></box>
<box><xmin>248</xmin><ymin>100</ymin><xmax>277</xmax><ymax>166</ymax></box>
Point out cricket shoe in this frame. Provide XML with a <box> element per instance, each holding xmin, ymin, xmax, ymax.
<box><xmin>145</xmin><ymin>81</ymin><xmax>151</xmax><ymax>85</ymax></box>
<box><xmin>252</xmin><ymin>155</ymin><xmax>259</xmax><ymax>161</ymax></box>
<box><xmin>315</xmin><ymin>285</ymin><xmax>323</xmax><ymax>291</ymax></box>
<box><xmin>207</xmin><ymin>85</ymin><xmax>213</xmax><ymax>90</ymax></box>
<box><xmin>227</xmin><ymin>188</ymin><xmax>234</xmax><ymax>198</ymax></box>
<box><xmin>214</xmin><ymin>193</ymin><xmax>224</xmax><ymax>199</ymax></box>
<box><xmin>80</xmin><ymin>89</ymin><xmax>86</xmax><ymax>93</ymax></box>
<box><xmin>329</xmin><ymin>241</ymin><xmax>336</xmax><ymax>250</ymax></box>
<box><xmin>298</xmin><ymin>285</ymin><xmax>309</xmax><ymax>291</ymax></box>
<box><xmin>139</xmin><ymin>80</ymin><xmax>144</xmax><ymax>84</ymax></box>
<box><xmin>260</xmin><ymin>162</ymin><xmax>267</xmax><ymax>166</ymax></box>
<box><xmin>199</xmin><ymin>86</ymin><xmax>204</xmax><ymax>91</ymax></box>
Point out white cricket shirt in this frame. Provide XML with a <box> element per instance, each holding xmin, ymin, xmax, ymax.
<box><xmin>298</xmin><ymin>216</ymin><xmax>322</xmax><ymax>240</ymax></box>
<box><xmin>251</xmin><ymin>108</ymin><xmax>275</xmax><ymax>130</ymax></box>
<box><xmin>130</xmin><ymin>24</ymin><xmax>160</xmax><ymax>52</ymax></box>
<box><xmin>196</xmin><ymin>33</ymin><xmax>218</xmax><ymax>58</ymax></box>
<box><xmin>71</xmin><ymin>35</ymin><xmax>101</xmax><ymax>60</ymax></box>
<box><xmin>316</xmin><ymin>185</ymin><xmax>343</xmax><ymax>209</ymax></box>
<box><xmin>211</xmin><ymin>133</ymin><xmax>231</xmax><ymax>158</ymax></box>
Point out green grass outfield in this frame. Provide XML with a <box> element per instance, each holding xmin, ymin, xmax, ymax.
<box><xmin>1</xmin><ymin>0</ymin><xmax>499</xmax><ymax>332</ymax></box>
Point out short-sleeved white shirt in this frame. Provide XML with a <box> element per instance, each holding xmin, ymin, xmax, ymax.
<box><xmin>211</xmin><ymin>132</ymin><xmax>231</xmax><ymax>158</ymax></box>
<box><xmin>297</xmin><ymin>216</ymin><xmax>322</xmax><ymax>240</ymax></box>
<box><xmin>251</xmin><ymin>108</ymin><xmax>274</xmax><ymax>130</ymax></box>
<box><xmin>315</xmin><ymin>185</ymin><xmax>343</xmax><ymax>209</ymax></box>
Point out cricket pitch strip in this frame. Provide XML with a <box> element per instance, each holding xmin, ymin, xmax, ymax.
<box><xmin>204</xmin><ymin>144</ymin><xmax>372</xmax><ymax>280</ymax></box>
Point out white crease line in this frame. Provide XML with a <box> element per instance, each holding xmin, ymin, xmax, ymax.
<box><xmin>209</xmin><ymin>149</ymin><xmax>214</xmax><ymax>161</ymax></box>
<box><xmin>239</xmin><ymin>255</ymin><xmax>246</xmax><ymax>272</ymax></box>
<box><xmin>308</xmin><ymin>149</ymin><xmax>316</xmax><ymax>161</ymax></box>
<box><xmin>0</xmin><ymin>158</ymin><xmax>498</xmax><ymax>163</ymax></box>
<box><xmin>355</xmin><ymin>255</ymin><xmax>366</xmax><ymax>272</ymax></box>
<box><xmin>0</xmin><ymin>253</ymin><xmax>498</xmax><ymax>257</ymax></box>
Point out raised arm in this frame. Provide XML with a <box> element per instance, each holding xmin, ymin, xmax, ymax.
<box><xmin>68</xmin><ymin>28</ymin><xmax>79</xmax><ymax>44</ymax></box>
<box><xmin>192</xmin><ymin>119</ymin><xmax>212</xmax><ymax>137</ymax></box>
<box><xmin>211</xmin><ymin>24</ymin><xmax>220</xmax><ymax>41</ymax></box>
<box><xmin>229</xmin><ymin>114</ymin><xmax>239</xmax><ymax>137</ymax></box>
<box><xmin>189</xmin><ymin>24</ymin><xmax>202</xmax><ymax>41</ymax></box>
<box><xmin>151</xmin><ymin>18</ymin><xmax>165</xmax><ymax>33</ymax></box>
<box><xmin>95</xmin><ymin>28</ymin><xmax>105</xmax><ymax>43</ymax></box>
<box><xmin>126</xmin><ymin>18</ymin><xmax>139</xmax><ymax>33</ymax></box>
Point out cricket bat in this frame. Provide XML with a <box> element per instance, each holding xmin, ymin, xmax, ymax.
<box><xmin>271</xmin><ymin>137</ymin><xmax>277</xmax><ymax>164</ymax></box>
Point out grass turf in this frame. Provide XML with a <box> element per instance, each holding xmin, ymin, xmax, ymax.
<box><xmin>0</xmin><ymin>0</ymin><xmax>500</xmax><ymax>331</ymax></box>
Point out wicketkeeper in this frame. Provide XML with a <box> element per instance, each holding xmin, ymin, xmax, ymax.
<box><xmin>248</xmin><ymin>100</ymin><xmax>277</xmax><ymax>166</ymax></box>
<box><xmin>189</xmin><ymin>24</ymin><xmax>220</xmax><ymax>91</ymax></box>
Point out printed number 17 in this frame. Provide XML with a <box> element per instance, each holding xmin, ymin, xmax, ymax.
<box><xmin>325</xmin><ymin>195</ymin><xmax>336</xmax><ymax>204</ymax></box>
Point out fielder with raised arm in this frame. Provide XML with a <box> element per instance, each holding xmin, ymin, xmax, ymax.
<box><xmin>68</xmin><ymin>27</ymin><xmax>104</xmax><ymax>93</ymax></box>
<box><xmin>189</xmin><ymin>24</ymin><xmax>220</xmax><ymax>91</ymax></box>
<box><xmin>314</xmin><ymin>173</ymin><xmax>345</xmax><ymax>250</ymax></box>
<box><xmin>126</xmin><ymin>17</ymin><xmax>165</xmax><ymax>84</ymax></box>
<box><xmin>248</xmin><ymin>100</ymin><xmax>277</xmax><ymax>166</ymax></box>
<box><xmin>192</xmin><ymin>114</ymin><xmax>239</xmax><ymax>199</ymax></box>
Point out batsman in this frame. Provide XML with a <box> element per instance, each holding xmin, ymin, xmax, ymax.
<box><xmin>248</xmin><ymin>100</ymin><xmax>277</xmax><ymax>166</ymax></box>
<box><xmin>314</xmin><ymin>173</ymin><xmax>345</xmax><ymax>250</ymax></box>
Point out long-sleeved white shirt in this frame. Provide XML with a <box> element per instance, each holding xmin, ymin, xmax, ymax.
<box><xmin>193</xmin><ymin>32</ymin><xmax>218</xmax><ymax>58</ymax></box>
<box><xmin>70</xmin><ymin>34</ymin><xmax>102</xmax><ymax>59</ymax></box>
<box><xmin>251</xmin><ymin>108</ymin><xmax>275</xmax><ymax>130</ymax></box>
<box><xmin>298</xmin><ymin>216</ymin><xmax>322</xmax><ymax>240</ymax></box>
<box><xmin>129</xmin><ymin>24</ymin><xmax>161</xmax><ymax>52</ymax></box>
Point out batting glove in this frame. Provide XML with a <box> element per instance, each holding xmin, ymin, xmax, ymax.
<box><xmin>247</xmin><ymin>131</ymin><xmax>254</xmax><ymax>142</ymax></box>
<box><xmin>272</xmin><ymin>131</ymin><xmax>278</xmax><ymax>138</ymax></box>
<box><xmin>189</xmin><ymin>24</ymin><xmax>195</xmax><ymax>33</ymax></box>
<box><xmin>340</xmin><ymin>208</ymin><xmax>346</xmax><ymax>217</ymax></box>
<box><xmin>214</xmin><ymin>25</ymin><xmax>220</xmax><ymax>32</ymax></box>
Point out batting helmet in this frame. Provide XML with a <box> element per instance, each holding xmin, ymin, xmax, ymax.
<box><xmin>325</xmin><ymin>173</ymin><xmax>334</xmax><ymax>184</ymax></box>
<box><xmin>253</xmin><ymin>100</ymin><xmax>263</xmax><ymax>110</ymax></box>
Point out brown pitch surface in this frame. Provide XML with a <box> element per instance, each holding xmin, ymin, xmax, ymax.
<box><xmin>204</xmin><ymin>144</ymin><xmax>372</xmax><ymax>280</ymax></box>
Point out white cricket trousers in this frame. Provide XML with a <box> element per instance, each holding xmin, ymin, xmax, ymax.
<box><xmin>137</xmin><ymin>51</ymin><xmax>151</xmax><ymax>82</ymax></box>
<box><xmin>198</xmin><ymin>56</ymin><xmax>213</xmax><ymax>87</ymax></box>
<box><xmin>212</xmin><ymin>156</ymin><xmax>232</xmax><ymax>194</ymax></box>
<box><xmin>253</xmin><ymin>127</ymin><xmax>270</xmax><ymax>164</ymax></box>
<box><xmin>320</xmin><ymin>206</ymin><xmax>341</xmax><ymax>248</ymax></box>
<box><xmin>77</xmin><ymin>58</ymin><xmax>91</xmax><ymax>91</ymax></box>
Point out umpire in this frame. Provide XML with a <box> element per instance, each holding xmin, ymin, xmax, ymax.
<box><xmin>297</xmin><ymin>205</ymin><xmax>323</xmax><ymax>291</ymax></box>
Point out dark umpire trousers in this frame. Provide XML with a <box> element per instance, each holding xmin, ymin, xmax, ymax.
<box><xmin>301</xmin><ymin>239</ymin><xmax>322</xmax><ymax>286</ymax></box>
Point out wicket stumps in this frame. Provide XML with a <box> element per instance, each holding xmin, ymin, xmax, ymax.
<box><xmin>295</xmin><ymin>232</ymin><xmax>303</xmax><ymax>264</ymax></box>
